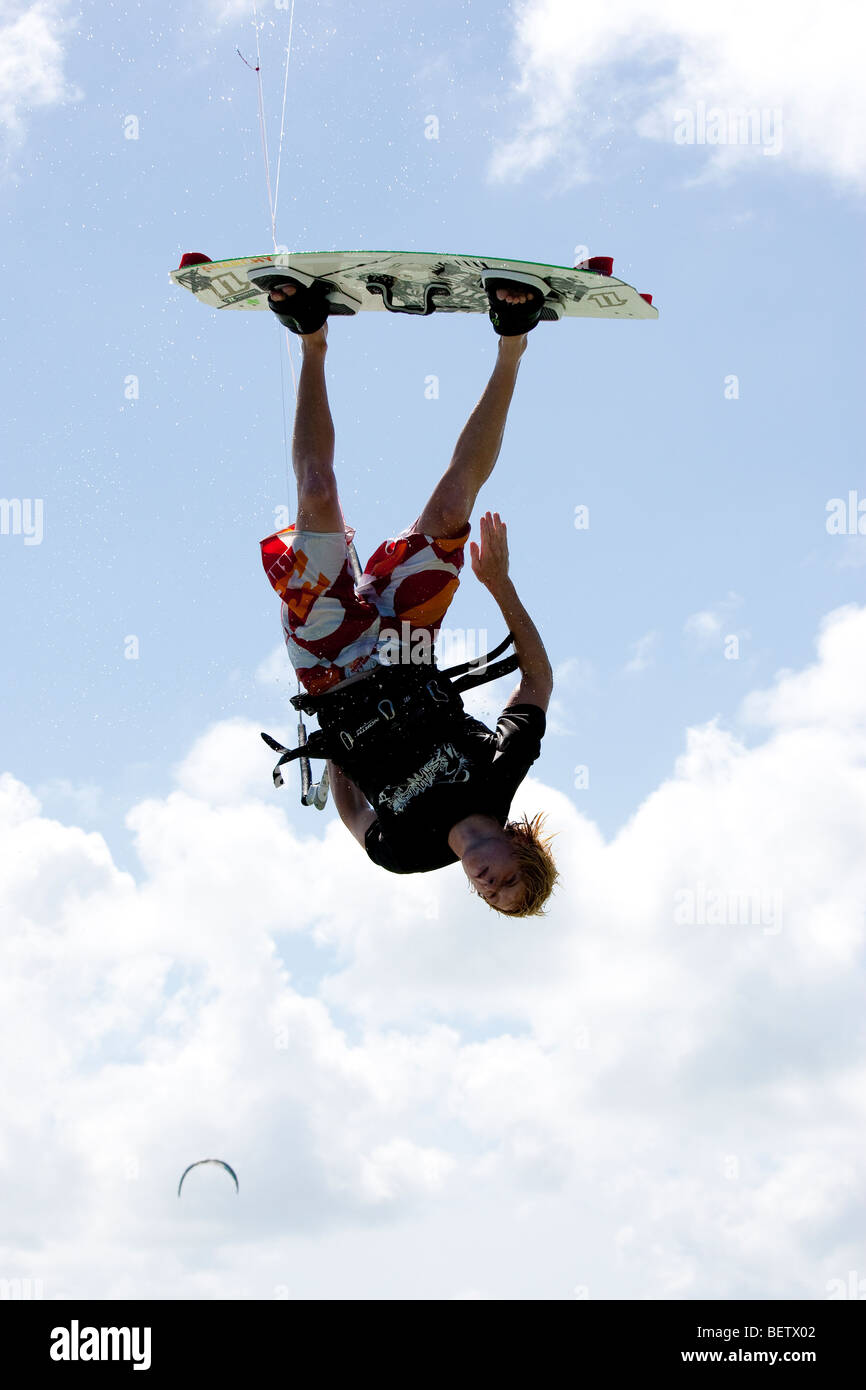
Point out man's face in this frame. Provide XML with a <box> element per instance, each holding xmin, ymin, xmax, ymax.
<box><xmin>462</xmin><ymin>836</ymin><xmax>524</xmax><ymax>913</ymax></box>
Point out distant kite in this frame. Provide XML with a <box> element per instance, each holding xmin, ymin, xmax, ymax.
<box><xmin>177</xmin><ymin>1159</ymin><xmax>239</xmax><ymax>1198</ymax></box>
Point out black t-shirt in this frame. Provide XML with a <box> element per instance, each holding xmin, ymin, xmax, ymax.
<box><xmin>363</xmin><ymin>703</ymin><xmax>546</xmax><ymax>874</ymax></box>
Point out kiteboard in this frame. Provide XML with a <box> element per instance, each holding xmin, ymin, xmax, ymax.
<box><xmin>170</xmin><ymin>250</ymin><xmax>657</xmax><ymax>321</ymax></box>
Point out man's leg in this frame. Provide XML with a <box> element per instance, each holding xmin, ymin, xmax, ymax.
<box><xmin>271</xmin><ymin>286</ymin><xmax>343</xmax><ymax>532</ymax></box>
<box><xmin>416</xmin><ymin>291</ymin><xmax>530</xmax><ymax>537</ymax></box>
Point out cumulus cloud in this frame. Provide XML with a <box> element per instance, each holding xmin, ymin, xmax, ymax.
<box><xmin>2</xmin><ymin>605</ymin><xmax>866</xmax><ymax>1297</ymax></box>
<box><xmin>741</xmin><ymin>602</ymin><xmax>866</xmax><ymax>733</ymax></box>
<box><xmin>491</xmin><ymin>0</ymin><xmax>866</xmax><ymax>191</ymax></box>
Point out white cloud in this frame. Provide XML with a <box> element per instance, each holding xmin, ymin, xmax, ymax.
<box><xmin>684</xmin><ymin>592</ymin><xmax>745</xmax><ymax>648</ymax></box>
<box><xmin>0</xmin><ymin>2</ymin><xmax>79</xmax><ymax>146</ymax></box>
<box><xmin>358</xmin><ymin>1138</ymin><xmax>456</xmax><ymax>1204</ymax></box>
<box><xmin>173</xmin><ymin>716</ymin><xmax>279</xmax><ymax>805</ymax></box>
<box><xmin>547</xmin><ymin>656</ymin><xmax>594</xmax><ymax>734</ymax></box>
<box><xmin>32</xmin><ymin>777</ymin><xmax>105</xmax><ymax>823</ymax></box>
<box><xmin>624</xmin><ymin>630</ymin><xmax>658</xmax><ymax>672</ymax></box>
<box><xmin>255</xmin><ymin>641</ymin><xmax>293</xmax><ymax>690</ymax></box>
<box><xmin>832</xmin><ymin>536</ymin><xmax>866</xmax><ymax>570</ymax></box>
<box><xmin>205</xmin><ymin>0</ymin><xmax>257</xmax><ymax>25</ymax></box>
<box><xmin>684</xmin><ymin>611</ymin><xmax>720</xmax><ymax>642</ymax></box>
<box><xmin>491</xmin><ymin>0</ymin><xmax>866</xmax><ymax>191</ymax></box>
<box><xmin>740</xmin><ymin>602</ymin><xmax>866</xmax><ymax>732</ymax></box>
<box><xmin>2</xmin><ymin>605</ymin><xmax>866</xmax><ymax>1297</ymax></box>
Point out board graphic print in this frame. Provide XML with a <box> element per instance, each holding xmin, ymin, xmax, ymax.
<box><xmin>170</xmin><ymin>250</ymin><xmax>657</xmax><ymax>322</ymax></box>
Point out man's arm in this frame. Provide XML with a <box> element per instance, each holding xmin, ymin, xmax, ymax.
<box><xmin>488</xmin><ymin>574</ymin><xmax>553</xmax><ymax>711</ymax></box>
<box><xmin>327</xmin><ymin>761</ymin><xmax>377</xmax><ymax>846</ymax></box>
<box><xmin>470</xmin><ymin>511</ymin><xmax>553</xmax><ymax>711</ymax></box>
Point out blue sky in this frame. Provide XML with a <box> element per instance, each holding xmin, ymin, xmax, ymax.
<box><xmin>1</xmin><ymin>0</ymin><xmax>865</xmax><ymax>1301</ymax></box>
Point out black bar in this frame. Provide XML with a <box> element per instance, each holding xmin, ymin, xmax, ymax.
<box><xmin>5</xmin><ymin>1296</ymin><xmax>862</xmax><ymax>1374</ymax></box>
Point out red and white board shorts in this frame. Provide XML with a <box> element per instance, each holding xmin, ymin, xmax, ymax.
<box><xmin>260</xmin><ymin>521</ymin><xmax>471</xmax><ymax>696</ymax></box>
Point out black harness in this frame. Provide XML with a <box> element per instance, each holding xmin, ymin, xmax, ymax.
<box><xmin>261</xmin><ymin>632</ymin><xmax>520</xmax><ymax>795</ymax></box>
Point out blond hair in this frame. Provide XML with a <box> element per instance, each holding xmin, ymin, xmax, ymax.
<box><xmin>472</xmin><ymin>812</ymin><xmax>559</xmax><ymax>918</ymax></box>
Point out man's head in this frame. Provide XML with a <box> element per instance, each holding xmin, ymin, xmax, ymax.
<box><xmin>460</xmin><ymin>812</ymin><xmax>558</xmax><ymax>917</ymax></box>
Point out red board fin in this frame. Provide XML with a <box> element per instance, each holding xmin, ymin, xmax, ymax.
<box><xmin>581</xmin><ymin>255</ymin><xmax>614</xmax><ymax>276</ymax></box>
<box><xmin>179</xmin><ymin>253</ymin><xmax>213</xmax><ymax>269</ymax></box>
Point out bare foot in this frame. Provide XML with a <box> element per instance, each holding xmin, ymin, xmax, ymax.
<box><xmin>268</xmin><ymin>282</ymin><xmax>328</xmax><ymax>345</ymax></box>
<box><xmin>494</xmin><ymin>285</ymin><xmax>537</xmax><ymax>351</ymax></box>
<box><xmin>495</xmin><ymin>286</ymin><xmax>536</xmax><ymax>306</ymax></box>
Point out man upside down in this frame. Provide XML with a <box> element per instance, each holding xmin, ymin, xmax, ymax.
<box><xmin>258</xmin><ymin>272</ymin><xmax>558</xmax><ymax>916</ymax></box>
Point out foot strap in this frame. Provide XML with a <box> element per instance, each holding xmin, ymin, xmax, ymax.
<box><xmin>480</xmin><ymin>270</ymin><xmax>554</xmax><ymax>336</ymax></box>
<box><xmin>246</xmin><ymin>269</ymin><xmax>359</xmax><ymax>334</ymax></box>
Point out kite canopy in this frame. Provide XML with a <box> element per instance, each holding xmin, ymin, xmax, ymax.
<box><xmin>177</xmin><ymin>1158</ymin><xmax>239</xmax><ymax>1198</ymax></box>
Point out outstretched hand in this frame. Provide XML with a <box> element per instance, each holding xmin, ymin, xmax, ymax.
<box><xmin>470</xmin><ymin>511</ymin><xmax>510</xmax><ymax>590</ymax></box>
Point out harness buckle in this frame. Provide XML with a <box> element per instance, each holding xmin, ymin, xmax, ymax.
<box><xmin>377</xmin><ymin>699</ymin><xmax>395</xmax><ymax>720</ymax></box>
<box><xmin>426</xmin><ymin>680</ymin><xmax>449</xmax><ymax>704</ymax></box>
<box><xmin>340</xmin><ymin>730</ymin><xmax>355</xmax><ymax>750</ymax></box>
